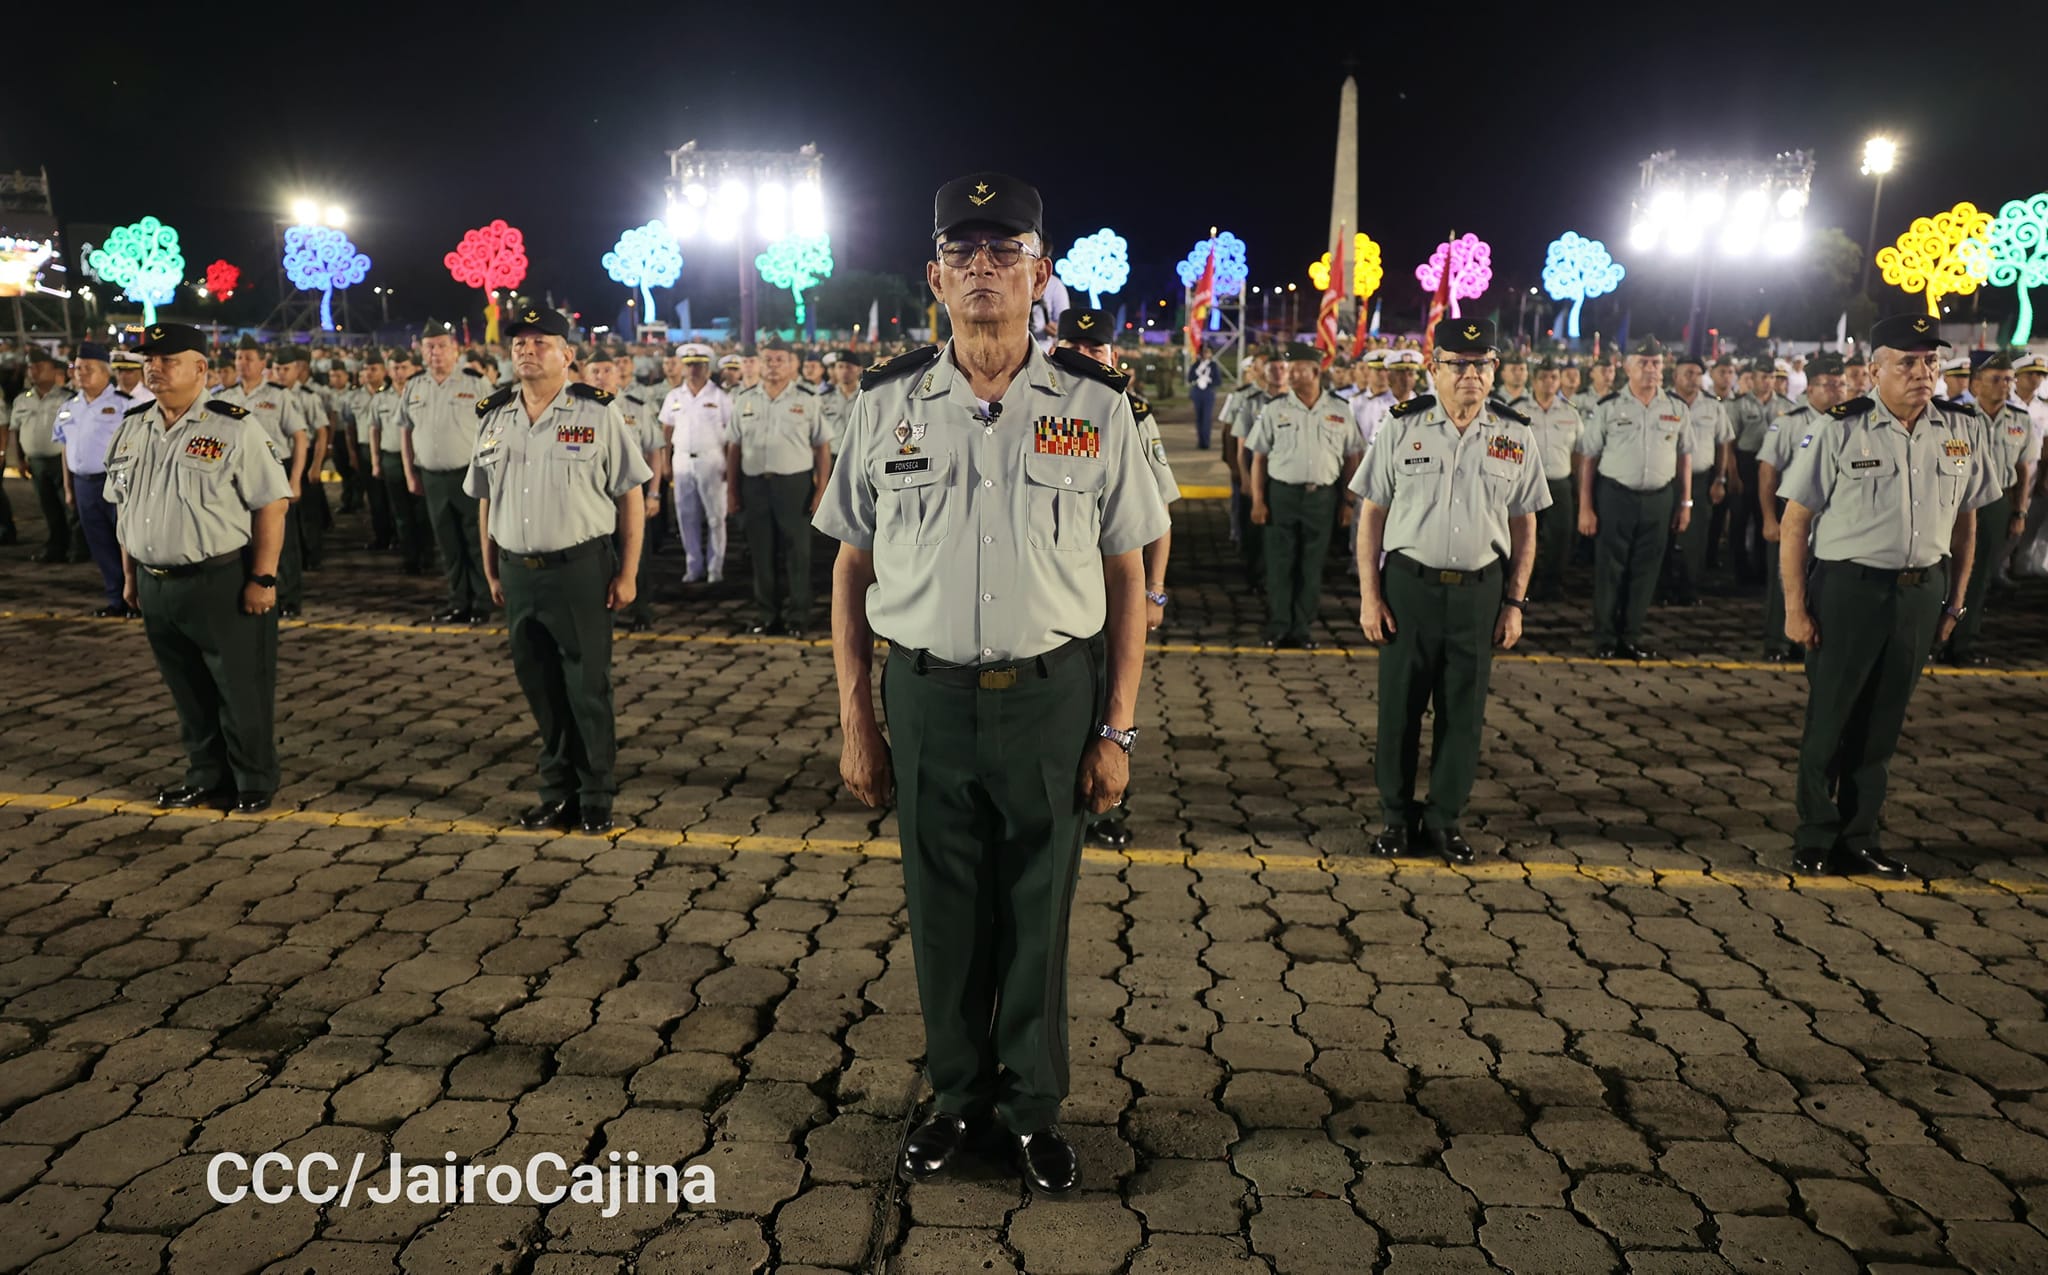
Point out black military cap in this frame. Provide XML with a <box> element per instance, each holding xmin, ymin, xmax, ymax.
<box><xmin>1844</xmin><ymin>351</ymin><xmax>1867</xmax><ymax>367</ymax></box>
<box><xmin>1281</xmin><ymin>341</ymin><xmax>1323</xmax><ymax>362</ymax></box>
<box><xmin>1626</xmin><ymin>335</ymin><xmax>1665</xmax><ymax>357</ymax></box>
<box><xmin>1869</xmin><ymin>313</ymin><xmax>1949</xmax><ymax>352</ymax></box>
<box><xmin>284</xmin><ymin>346</ymin><xmax>311</xmax><ymax>364</ymax></box>
<box><xmin>504</xmin><ymin>305</ymin><xmax>571</xmax><ymax>340</ymax></box>
<box><xmin>1057</xmin><ymin>308</ymin><xmax>1114</xmax><ymax>343</ymax></box>
<box><xmin>1711</xmin><ymin>354</ymin><xmax>1735</xmax><ymax>369</ymax></box>
<box><xmin>361</xmin><ymin>349</ymin><xmax>385</xmax><ymax>367</ymax></box>
<box><xmin>819</xmin><ymin>350</ymin><xmax>845</xmax><ymax>366</ymax></box>
<box><xmin>214</xmin><ymin>353</ymin><xmax>236</xmax><ymax>369</ymax></box>
<box><xmin>26</xmin><ymin>346</ymin><xmax>60</xmax><ymax>366</ymax></box>
<box><xmin>420</xmin><ymin>318</ymin><xmax>456</xmax><ymax>339</ymax></box>
<box><xmin>1673</xmin><ymin>351</ymin><xmax>1706</xmax><ymax>371</ymax></box>
<box><xmin>933</xmin><ymin>171</ymin><xmax>1043</xmax><ymax>241</ymax></box>
<box><xmin>1747</xmin><ymin>357</ymin><xmax>1776</xmax><ymax>375</ymax></box>
<box><xmin>759</xmin><ymin>336</ymin><xmax>793</xmax><ymax>354</ymax></box>
<box><xmin>75</xmin><ymin>341</ymin><xmax>111</xmax><ymax>362</ymax></box>
<box><xmin>1806</xmin><ymin>351</ymin><xmax>1845</xmax><ymax>377</ymax></box>
<box><xmin>1533</xmin><ymin>357</ymin><xmax>1559</xmax><ymax>372</ymax></box>
<box><xmin>1499</xmin><ymin>349</ymin><xmax>1525</xmax><ymax>366</ymax></box>
<box><xmin>392</xmin><ymin>348</ymin><xmax>420</xmax><ymax>364</ymax></box>
<box><xmin>234</xmin><ymin>333</ymin><xmax>265</xmax><ymax>353</ymax></box>
<box><xmin>1433</xmin><ymin>318</ymin><xmax>1498</xmax><ymax>354</ymax></box>
<box><xmin>1971</xmin><ymin>349</ymin><xmax>2012</xmax><ymax>372</ymax></box>
<box><xmin>134</xmin><ymin>322</ymin><xmax>209</xmax><ymax>357</ymax></box>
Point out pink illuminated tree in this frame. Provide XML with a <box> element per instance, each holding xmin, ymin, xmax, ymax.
<box><xmin>444</xmin><ymin>220</ymin><xmax>529</xmax><ymax>300</ymax></box>
<box><xmin>1414</xmin><ymin>233</ymin><xmax>1493</xmax><ymax>319</ymax></box>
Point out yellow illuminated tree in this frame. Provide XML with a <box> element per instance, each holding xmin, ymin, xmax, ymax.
<box><xmin>1875</xmin><ymin>201</ymin><xmax>1992</xmax><ymax>317</ymax></box>
<box><xmin>1308</xmin><ymin>232</ymin><xmax>1385</xmax><ymax>301</ymax></box>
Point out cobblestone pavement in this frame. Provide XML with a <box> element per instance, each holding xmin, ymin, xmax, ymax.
<box><xmin>2</xmin><ymin>443</ymin><xmax>2047</xmax><ymax>1273</ymax></box>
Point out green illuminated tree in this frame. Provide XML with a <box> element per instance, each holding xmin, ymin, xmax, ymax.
<box><xmin>1985</xmin><ymin>193</ymin><xmax>2048</xmax><ymax>343</ymax></box>
<box><xmin>88</xmin><ymin>216</ymin><xmax>184</xmax><ymax>325</ymax></box>
<box><xmin>754</xmin><ymin>234</ymin><xmax>834</xmax><ymax>325</ymax></box>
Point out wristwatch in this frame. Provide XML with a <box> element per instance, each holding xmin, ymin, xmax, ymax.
<box><xmin>1095</xmin><ymin>724</ymin><xmax>1139</xmax><ymax>753</ymax></box>
<box><xmin>247</xmin><ymin>573</ymin><xmax>278</xmax><ymax>588</ymax></box>
<box><xmin>1943</xmin><ymin>602</ymin><xmax>1967</xmax><ymax>620</ymax></box>
<box><xmin>1145</xmin><ymin>590</ymin><xmax>1169</xmax><ymax>607</ymax></box>
<box><xmin>1502</xmin><ymin>597</ymin><xmax>1528</xmax><ymax>611</ymax></box>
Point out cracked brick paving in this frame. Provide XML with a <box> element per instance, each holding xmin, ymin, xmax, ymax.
<box><xmin>1</xmin><ymin>428</ymin><xmax>2047</xmax><ymax>1275</ymax></box>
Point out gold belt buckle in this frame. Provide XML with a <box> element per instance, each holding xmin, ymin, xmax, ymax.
<box><xmin>1899</xmin><ymin>570</ymin><xmax>1924</xmax><ymax>585</ymax></box>
<box><xmin>1439</xmin><ymin>570</ymin><xmax>1465</xmax><ymax>585</ymax></box>
<box><xmin>978</xmin><ymin>668</ymin><xmax>1018</xmax><ymax>691</ymax></box>
<box><xmin>520</xmin><ymin>555</ymin><xmax>544</xmax><ymax>569</ymax></box>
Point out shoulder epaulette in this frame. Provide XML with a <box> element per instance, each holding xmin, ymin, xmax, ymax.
<box><xmin>1597</xmin><ymin>390</ymin><xmax>1623</xmax><ymax>405</ymax></box>
<box><xmin>1490</xmin><ymin>401</ymin><xmax>1530</xmax><ymax>426</ymax></box>
<box><xmin>567</xmin><ymin>382</ymin><xmax>613</xmax><ymax>404</ymax></box>
<box><xmin>1390</xmin><ymin>394</ymin><xmax>1436</xmax><ymax>418</ymax></box>
<box><xmin>1128</xmin><ymin>392</ymin><xmax>1152</xmax><ymax>420</ymax></box>
<box><xmin>205</xmin><ymin>399</ymin><xmax>250</xmax><ymax>419</ymax></box>
<box><xmin>795</xmin><ymin>381</ymin><xmax>820</xmax><ymax>395</ymax></box>
<box><xmin>861</xmin><ymin>345</ymin><xmax>942</xmax><ymax>390</ymax></box>
<box><xmin>1828</xmin><ymin>395</ymin><xmax>1873</xmax><ymax>418</ymax></box>
<box><xmin>1783</xmin><ymin>404</ymin><xmax>1811</xmax><ymax>417</ymax></box>
<box><xmin>476</xmin><ymin>385</ymin><xmax>516</xmax><ymax>417</ymax></box>
<box><xmin>462</xmin><ymin>366</ymin><xmax>484</xmax><ymax>379</ymax></box>
<box><xmin>1931</xmin><ymin>396</ymin><xmax>1978</xmax><ymax>416</ymax></box>
<box><xmin>113</xmin><ymin>389</ymin><xmax>131</xmax><ymax>401</ymax></box>
<box><xmin>123</xmin><ymin>399</ymin><xmax>154</xmax><ymax>417</ymax></box>
<box><xmin>1049</xmin><ymin>345</ymin><xmax>1128</xmax><ymax>392</ymax></box>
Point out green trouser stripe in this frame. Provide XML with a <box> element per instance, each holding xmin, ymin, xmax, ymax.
<box><xmin>1376</xmin><ymin>563</ymin><xmax>1500</xmax><ymax>830</ymax></box>
<box><xmin>742</xmin><ymin>472</ymin><xmax>814</xmax><ymax>627</ymax></box>
<box><xmin>1794</xmin><ymin>563</ymin><xmax>1944</xmax><ymax>851</ymax></box>
<box><xmin>1533</xmin><ymin>477</ymin><xmax>1573</xmax><ymax>595</ymax></box>
<box><xmin>1263</xmin><ymin>481</ymin><xmax>1337</xmax><ymax>641</ymax></box>
<box><xmin>502</xmin><ymin>544</ymin><xmax>619</xmax><ymax>806</ymax></box>
<box><xmin>1950</xmin><ymin>492</ymin><xmax>2010</xmax><ymax>658</ymax></box>
<box><xmin>882</xmin><ymin>642</ymin><xmax>1099</xmax><ymax>1130</ymax></box>
<box><xmin>138</xmin><ymin>560</ymin><xmax>279</xmax><ymax>793</ymax></box>
<box><xmin>1592</xmin><ymin>477</ymin><xmax>1674</xmax><ymax>646</ymax></box>
<box><xmin>422</xmin><ymin>468</ymin><xmax>489</xmax><ymax>610</ymax></box>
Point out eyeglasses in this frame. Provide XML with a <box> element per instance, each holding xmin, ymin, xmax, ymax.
<box><xmin>1891</xmin><ymin>354</ymin><xmax>1942</xmax><ymax>372</ymax></box>
<box><xmin>1434</xmin><ymin>358</ymin><xmax>1498</xmax><ymax>379</ymax></box>
<box><xmin>936</xmin><ymin>239</ymin><xmax>1040</xmax><ymax>269</ymax></box>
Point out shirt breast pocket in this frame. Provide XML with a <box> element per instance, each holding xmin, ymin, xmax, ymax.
<box><xmin>1481</xmin><ymin>456</ymin><xmax>1523</xmax><ymax>499</ymax></box>
<box><xmin>106</xmin><ymin>455</ymin><xmax>136</xmax><ymax>498</ymax></box>
<box><xmin>872</xmin><ymin>455</ymin><xmax>952</xmax><ymax>546</ymax></box>
<box><xmin>1025</xmin><ymin>453</ymin><xmax>1106</xmax><ymax>553</ymax></box>
<box><xmin>173</xmin><ymin>451</ymin><xmax>227</xmax><ymax>497</ymax></box>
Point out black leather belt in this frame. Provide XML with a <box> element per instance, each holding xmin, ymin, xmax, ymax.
<box><xmin>891</xmin><ymin>637</ymin><xmax>1089</xmax><ymax>690</ymax></box>
<box><xmin>1386</xmin><ymin>551</ymin><xmax>1498</xmax><ymax>585</ymax></box>
<box><xmin>1826</xmin><ymin>561</ymin><xmax>1938</xmax><ymax>587</ymax></box>
<box><xmin>137</xmin><ymin>549</ymin><xmax>241</xmax><ymax>578</ymax></box>
<box><xmin>495</xmin><ymin>537</ymin><xmax>609</xmax><ymax>570</ymax></box>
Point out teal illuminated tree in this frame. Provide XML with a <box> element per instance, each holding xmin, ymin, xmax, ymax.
<box><xmin>1541</xmin><ymin>232</ymin><xmax>1625</xmax><ymax>340</ymax></box>
<box><xmin>755</xmin><ymin>233</ymin><xmax>834</xmax><ymax>325</ymax></box>
<box><xmin>88</xmin><ymin>215</ymin><xmax>184</xmax><ymax>325</ymax></box>
<box><xmin>603</xmin><ymin>220</ymin><xmax>684</xmax><ymax>319</ymax></box>
<box><xmin>1986</xmin><ymin>193</ymin><xmax>2048</xmax><ymax>344</ymax></box>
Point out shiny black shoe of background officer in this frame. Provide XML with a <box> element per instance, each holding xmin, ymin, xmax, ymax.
<box><xmin>157</xmin><ymin>784</ymin><xmax>272</xmax><ymax>816</ymax></box>
<box><xmin>518</xmin><ymin>799</ymin><xmax>614</xmax><ymax>836</ymax></box>
<box><xmin>1371</xmin><ymin>822</ymin><xmax>1477</xmax><ymax>866</ymax></box>
<box><xmin>898</xmin><ymin>1110</ymin><xmax>1079</xmax><ymax>1194</ymax></box>
<box><xmin>1793</xmin><ymin>843</ymin><xmax>1909</xmax><ymax>878</ymax></box>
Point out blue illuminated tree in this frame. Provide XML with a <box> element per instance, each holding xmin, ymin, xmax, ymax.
<box><xmin>1176</xmin><ymin>231</ymin><xmax>1249</xmax><ymax>298</ymax></box>
<box><xmin>283</xmin><ymin>224</ymin><xmax>371</xmax><ymax>331</ymax></box>
<box><xmin>88</xmin><ymin>216</ymin><xmax>184</xmax><ymax>325</ymax></box>
<box><xmin>603</xmin><ymin>220</ymin><xmax>685</xmax><ymax>320</ymax></box>
<box><xmin>1541</xmin><ymin>232</ymin><xmax>1625</xmax><ymax>340</ymax></box>
<box><xmin>755</xmin><ymin>234</ymin><xmax>834</xmax><ymax>326</ymax></box>
<box><xmin>1056</xmin><ymin>228</ymin><xmax>1130</xmax><ymax>307</ymax></box>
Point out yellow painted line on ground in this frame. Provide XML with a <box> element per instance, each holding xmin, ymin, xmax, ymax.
<box><xmin>1178</xmin><ymin>484</ymin><xmax>1231</xmax><ymax>500</ymax></box>
<box><xmin>1</xmin><ymin>791</ymin><xmax>2038</xmax><ymax>897</ymax></box>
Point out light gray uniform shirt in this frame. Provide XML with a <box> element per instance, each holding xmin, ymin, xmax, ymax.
<box><xmin>1577</xmin><ymin>389</ymin><xmax>1691</xmax><ymax>491</ymax></box>
<box><xmin>730</xmin><ymin>382</ymin><xmax>829</xmax><ymax>476</ymax></box>
<box><xmin>104</xmin><ymin>398</ymin><xmax>291</xmax><ymax>565</ymax></box>
<box><xmin>403</xmin><ymin>367</ymin><xmax>493</xmax><ymax>471</ymax></box>
<box><xmin>213</xmin><ymin>380</ymin><xmax>308</xmax><ymax>459</ymax></box>
<box><xmin>463</xmin><ymin>384</ymin><xmax>653</xmax><ymax>554</ymax></box>
<box><xmin>1523</xmin><ymin>393</ymin><xmax>1582</xmax><ymax>482</ymax></box>
<box><xmin>1245</xmin><ymin>389</ymin><xmax>1365</xmax><ymax>485</ymax></box>
<box><xmin>1777</xmin><ymin>396</ymin><xmax>1999</xmax><ymax>569</ymax></box>
<box><xmin>1354</xmin><ymin>397</ymin><xmax>1551</xmax><ymax>570</ymax></box>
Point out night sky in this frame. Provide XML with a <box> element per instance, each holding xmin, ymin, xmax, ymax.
<box><xmin>4</xmin><ymin>1</ymin><xmax>2037</xmax><ymax>342</ymax></box>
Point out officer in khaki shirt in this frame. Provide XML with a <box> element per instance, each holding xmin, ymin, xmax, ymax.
<box><xmin>1938</xmin><ymin>351</ymin><xmax>2038</xmax><ymax>665</ymax></box>
<box><xmin>403</xmin><ymin>319</ymin><xmax>495</xmax><ymax>623</ymax></box>
<box><xmin>1661</xmin><ymin>352</ymin><xmax>1735</xmax><ymax>606</ymax></box>
<box><xmin>817</xmin><ymin>350</ymin><xmax>863</xmax><ymax>454</ymax></box>
<box><xmin>1356</xmin><ymin>318</ymin><xmax>1548</xmax><ymax>866</ymax></box>
<box><xmin>9</xmin><ymin>348</ymin><xmax>81</xmax><ymax>562</ymax></box>
<box><xmin>1725</xmin><ymin>362</ymin><xmax>1796</xmax><ymax>588</ymax></box>
<box><xmin>1523</xmin><ymin>357</ymin><xmax>1581</xmax><ymax>601</ymax></box>
<box><xmin>1755</xmin><ymin>352</ymin><xmax>1845</xmax><ymax>660</ymax></box>
<box><xmin>727</xmin><ymin>337</ymin><xmax>831</xmax><ymax>636</ymax></box>
<box><xmin>106</xmin><ymin>324</ymin><xmax>290</xmax><ymax>815</ymax></box>
<box><xmin>215</xmin><ymin>336</ymin><xmax>311</xmax><ymax>614</ymax></box>
<box><xmin>814</xmin><ymin>172</ymin><xmax>1169</xmax><ymax>1197</ymax></box>
<box><xmin>1779</xmin><ymin>315</ymin><xmax>1997</xmax><ymax>877</ymax></box>
<box><xmin>466</xmin><ymin>306</ymin><xmax>651</xmax><ymax>836</ymax></box>
<box><xmin>602</xmin><ymin>346</ymin><xmax>664</xmax><ymax>631</ymax></box>
<box><xmin>1575</xmin><ymin>337</ymin><xmax>1691</xmax><ymax>658</ymax></box>
<box><xmin>1246</xmin><ymin>342</ymin><xmax>1365</xmax><ymax>647</ymax></box>
<box><xmin>1224</xmin><ymin>353</ymin><xmax>1287</xmax><ymax>589</ymax></box>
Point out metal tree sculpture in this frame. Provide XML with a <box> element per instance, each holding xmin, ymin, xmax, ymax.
<box><xmin>1176</xmin><ymin>231</ymin><xmax>1249</xmax><ymax>298</ymax></box>
<box><xmin>283</xmin><ymin>225</ymin><xmax>371</xmax><ymax>331</ymax></box>
<box><xmin>754</xmin><ymin>233</ymin><xmax>834</xmax><ymax>325</ymax></box>
<box><xmin>1985</xmin><ymin>193</ymin><xmax>2048</xmax><ymax>343</ymax></box>
<box><xmin>88</xmin><ymin>215</ymin><xmax>184</xmax><ymax>324</ymax></box>
<box><xmin>603</xmin><ymin>220</ymin><xmax>684</xmax><ymax>320</ymax></box>
<box><xmin>1541</xmin><ymin>232</ymin><xmax>1626</xmax><ymax>340</ymax></box>
<box><xmin>445</xmin><ymin>219</ymin><xmax>529</xmax><ymax>301</ymax></box>
<box><xmin>1875</xmin><ymin>201</ymin><xmax>1993</xmax><ymax>318</ymax></box>
<box><xmin>1055</xmin><ymin>228</ymin><xmax>1131</xmax><ymax>307</ymax></box>
<box><xmin>1414</xmin><ymin>233</ymin><xmax>1493</xmax><ymax>319</ymax></box>
<box><xmin>1309</xmin><ymin>232</ymin><xmax>1386</xmax><ymax>302</ymax></box>
<box><xmin>204</xmin><ymin>259</ymin><xmax>241</xmax><ymax>301</ymax></box>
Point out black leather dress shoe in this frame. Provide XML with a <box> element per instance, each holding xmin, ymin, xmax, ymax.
<box><xmin>1086</xmin><ymin>819</ymin><xmax>1132</xmax><ymax>850</ymax></box>
<box><xmin>1791</xmin><ymin>845</ymin><xmax>1833</xmax><ymax>874</ymax></box>
<box><xmin>746</xmin><ymin>623</ymin><xmax>780</xmax><ymax>636</ymax></box>
<box><xmin>578</xmin><ymin>810</ymin><xmax>615</xmax><ymax>835</ymax></box>
<box><xmin>465</xmin><ymin>609</ymin><xmax>492</xmax><ymax>625</ymax></box>
<box><xmin>518</xmin><ymin>800</ymin><xmax>576</xmax><ymax>831</ymax></box>
<box><xmin>233</xmin><ymin>792</ymin><xmax>273</xmax><ymax>815</ymax></box>
<box><xmin>1427</xmin><ymin>826</ymin><xmax>1477</xmax><ymax>866</ymax></box>
<box><xmin>783</xmin><ymin>626</ymin><xmax>806</xmax><ymax>640</ymax></box>
<box><xmin>91</xmin><ymin>604</ymin><xmax>133</xmax><ymax>619</ymax></box>
<box><xmin>1591</xmin><ymin>644</ymin><xmax>1621</xmax><ymax>660</ymax></box>
<box><xmin>1299</xmin><ymin>639</ymin><xmax>1319</xmax><ymax>651</ymax></box>
<box><xmin>899</xmin><ymin>1113</ymin><xmax>970</xmax><ymax>1183</ymax></box>
<box><xmin>157</xmin><ymin>783</ymin><xmax>223</xmax><ymax>809</ymax></box>
<box><xmin>429</xmin><ymin>606</ymin><xmax>468</xmax><ymax>624</ymax></box>
<box><xmin>1016</xmin><ymin>1125</ymin><xmax>1080</xmax><ymax>1193</ymax></box>
<box><xmin>1616</xmin><ymin>642</ymin><xmax>1659</xmax><ymax>661</ymax></box>
<box><xmin>278</xmin><ymin>605</ymin><xmax>300</xmax><ymax>620</ymax></box>
<box><xmin>1836</xmin><ymin>844</ymin><xmax>1910</xmax><ymax>877</ymax></box>
<box><xmin>1370</xmin><ymin>824</ymin><xmax>1409</xmax><ymax>857</ymax></box>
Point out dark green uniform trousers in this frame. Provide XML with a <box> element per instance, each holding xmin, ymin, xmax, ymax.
<box><xmin>1263</xmin><ymin>480</ymin><xmax>1337</xmax><ymax>642</ymax></box>
<box><xmin>381</xmin><ymin>453</ymin><xmax>428</xmax><ymax>571</ymax></box>
<box><xmin>423</xmin><ymin>468</ymin><xmax>490</xmax><ymax>612</ymax></box>
<box><xmin>1794</xmin><ymin>561</ymin><xmax>1944</xmax><ymax>854</ymax></box>
<box><xmin>138</xmin><ymin>555</ymin><xmax>279</xmax><ymax>794</ymax></box>
<box><xmin>1762</xmin><ymin>498</ymin><xmax>1795</xmax><ymax>657</ymax></box>
<box><xmin>882</xmin><ymin>638</ymin><xmax>1099</xmax><ymax>1131</ymax></box>
<box><xmin>299</xmin><ymin>473</ymin><xmax>331</xmax><ymax>569</ymax></box>
<box><xmin>501</xmin><ymin>538</ymin><xmax>619</xmax><ymax>810</ymax></box>
<box><xmin>742</xmin><ymin>472</ymin><xmax>815</xmax><ymax>629</ymax></box>
<box><xmin>1532</xmin><ymin>477</ymin><xmax>1574</xmax><ymax>599</ymax></box>
<box><xmin>278</xmin><ymin>494</ymin><xmax>304</xmax><ymax>611</ymax></box>
<box><xmin>1665</xmin><ymin>470</ymin><xmax>1716</xmax><ymax>603</ymax></box>
<box><xmin>1947</xmin><ymin>492</ymin><xmax>2010</xmax><ymax>660</ymax></box>
<box><xmin>1592</xmin><ymin>476</ymin><xmax>1675</xmax><ymax>647</ymax></box>
<box><xmin>27</xmin><ymin>456</ymin><xmax>84</xmax><ymax>559</ymax></box>
<box><xmin>614</xmin><ymin>514</ymin><xmax>657</xmax><ymax>626</ymax></box>
<box><xmin>1376</xmin><ymin>554</ymin><xmax>1501</xmax><ymax>831</ymax></box>
<box><xmin>363</xmin><ymin>449</ymin><xmax>395</xmax><ymax>547</ymax></box>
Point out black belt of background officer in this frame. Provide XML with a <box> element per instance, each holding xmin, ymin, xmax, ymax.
<box><xmin>136</xmin><ymin>549</ymin><xmax>242</xmax><ymax>579</ymax></box>
<box><xmin>1273</xmin><ymin>477</ymin><xmax>1337</xmax><ymax>493</ymax></box>
<box><xmin>1813</xmin><ymin>558</ymin><xmax>1946</xmax><ymax>588</ymax></box>
<box><xmin>494</xmin><ymin>537</ymin><xmax>609</xmax><ymax>570</ymax></box>
<box><xmin>1385</xmin><ymin>551</ymin><xmax>1499</xmax><ymax>586</ymax></box>
<box><xmin>890</xmin><ymin>636</ymin><xmax>1090</xmax><ymax>691</ymax></box>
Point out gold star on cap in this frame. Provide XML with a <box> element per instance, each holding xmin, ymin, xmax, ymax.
<box><xmin>524</xmin><ymin>310</ymin><xmax>539</xmax><ymax>321</ymax></box>
<box><xmin>1077</xmin><ymin>315</ymin><xmax>1094</xmax><ymax>329</ymax></box>
<box><xmin>1463</xmin><ymin>324</ymin><xmax>1480</xmax><ymax>339</ymax></box>
<box><xmin>968</xmin><ymin>182</ymin><xmax>994</xmax><ymax>207</ymax></box>
<box><xmin>149</xmin><ymin>326</ymin><xmax>164</xmax><ymax>338</ymax></box>
<box><xmin>1912</xmin><ymin>318</ymin><xmax>1930</xmax><ymax>331</ymax></box>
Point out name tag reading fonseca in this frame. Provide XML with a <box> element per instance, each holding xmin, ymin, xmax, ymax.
<box><xmin>884</xmin><ymin>457</ymin><xmax>931</xmax><ymax>476</ymax></box>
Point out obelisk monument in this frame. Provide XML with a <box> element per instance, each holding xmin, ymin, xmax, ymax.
<box><xmin>1328</xmin><ymin>73</ymin><xmax>1359</xmax><ymax>320</ymax></box>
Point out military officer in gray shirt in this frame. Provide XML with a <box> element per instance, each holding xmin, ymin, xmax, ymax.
<box><xmin>1224</xmin><ymin>352</ymin><xmax>1286</xmax><ymax>588</ymax></box>
<box><xmin>466</xmin><ymin>305</ymin><xmax>651</xmax><ymax>836</ymax></box>
<box><xmin>106</xmin><ymin>323</ymin><xmax>290</xmax><ymax>815</ymax></box>
<box><xmin>1756</xmin><ymin>351</ymin><xmax>1846</xmax><ymax>660</ymax></box>
<box><xmin>215</xmin><ymin>336</ymin><xmax>311</xmax><ymax>615</ymax></box>
<box><xmin>1245</xmin><ymin>342</ymin><xmax>1365</xmax><ymax>648</ymax></box>
<box><xmin>1725</xmin><ymin>360</ymin><xmax>1795</xmax><ymax>589</ymax></box>
<box><xmin>814</xmin><ymin>172</ymin><xmax>1169</xmax><ymax>1197</ymax></box>
<box><xmin>817</xmin><ymin>350</ymin><xmax>863</xmax><ymax>454</ymax></box>
<box><xmin>1575</xmin><ymin>337</ymin><xmax>1691</xmax><ymax>658</ymax></box>
<box><xmin>1938</xmin><ymin>352</ymin><xmax>2038</xmax><ymax>666</ymax></box>
<box><xmin>596</xmin><ymin>346</ymin><xmax>664</xmax><ymax>632</ymax></box>
<box><xmin>9</xmin><ymin>348</ymin><xmax>81</xmax><ymax>562</ymax></box>
<box><xmin>1778</xmin><ymin>315</ymin><xmax>1997</xmax><ymax>877</ymax></box>
<box><xmin>1524</xmin><ymin>358</ymin><xmax>1582</xmax><ymax>601</ymax></box>
<box><xmin>1355</xmin><ymin>318</ymin><xmax>1548</xmax><ymax>866</ymax></box>
<box><xmin>727</xmin><ymin>337</ymin><xmax>831</xmax><ymax>636</ymax></box>
<box><xmin>404</xmin><ymin>319</ymin><xmax>495</xmax><ymax>624</ymax></box>
<box><xmin>1660</xmin><ymin>351</ymin><xmax>1735</xmax><ymax>607</ymax></box>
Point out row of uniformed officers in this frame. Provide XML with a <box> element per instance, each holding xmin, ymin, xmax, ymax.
<box><xmin>100</xmin><ymin>172</ymin><xmax>2015</xmax><ymax>1200</ymax></box>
